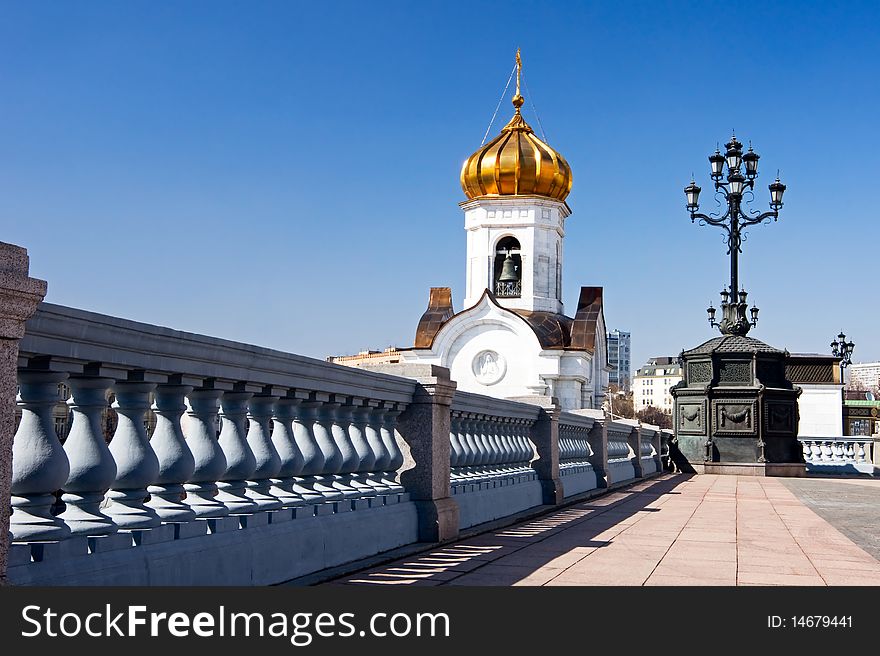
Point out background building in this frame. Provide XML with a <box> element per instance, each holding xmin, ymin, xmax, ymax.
<box><xmin>633</xmin><ymin>356</ymin><xmax>682</xmax><ymax>416</ymax></box>
<box><xmin>607</xmin><ymin>329</ymin><xmax>631</xmax><ymax>391</ymax></box>
<box><xmin>786</xmin><ymin>353</ymin><xmax>844</xmax><ymax>436</ymax></box>
<box><xmin>328</xmin><ymin>347</ymin><xmax>403</xmax><ymax>367</ymax></box>
<box><xmin>848</xmin><ymin>362</ymin><xmax>880</xmax><ymax>392</ymax></box>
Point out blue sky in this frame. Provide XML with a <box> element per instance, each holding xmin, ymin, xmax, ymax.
<box><xmin>2</xmin><ymin>1</ymin><xmax>878</xmax><ymax>372</ymax></box>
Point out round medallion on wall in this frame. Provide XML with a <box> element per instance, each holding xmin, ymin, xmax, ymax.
<box><xmin>472</xmin><ymin>350</ymin><xmax>506</xmax><ymax>385</ymax></box>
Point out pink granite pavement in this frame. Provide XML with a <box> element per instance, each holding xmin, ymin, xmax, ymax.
<box><xmin>329</xmin><ymin>474</ymin><xmax>880</xmax><ymax>586</ymax></box>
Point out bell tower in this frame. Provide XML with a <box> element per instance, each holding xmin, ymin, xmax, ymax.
<box><xmin>459</xmin><ymin>50</ymin><xmax>572</xmax><ymax>315</ymax></box>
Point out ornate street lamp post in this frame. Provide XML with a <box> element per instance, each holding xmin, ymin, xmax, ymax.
<box><xmin>672</xmin><ymin>134</ymin><xmax>803</xmax><ymax>474</ymax></box>
<box><xmin>831</xmin><ymin>332</ymin><xmax>855</xmax><ymax>367</ymax></box>
<box><xmin>830</xmin><ymin>331</ymin><xmax>855</xmax><ymax>384</ymax></box>
<box><xmin>684</xmin><ymin>134</ymin><xmax>786</xmax><ymax>336</ymax></box>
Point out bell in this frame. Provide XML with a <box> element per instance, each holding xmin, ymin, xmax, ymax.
<box><xmin>498</xmin><ymin>253</ymin><xmax>519</xmax><ymax>282</ymax></box>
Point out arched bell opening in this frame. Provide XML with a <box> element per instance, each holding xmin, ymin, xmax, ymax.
<box><xmin>493</xmin><ymin>236</ymin><xmax>522</xmax><ymax>298</ymax></box>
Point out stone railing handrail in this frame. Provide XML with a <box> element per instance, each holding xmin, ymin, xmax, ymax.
<box><xmin>558</xmin><ymin>410</ymin><xmax>596</xmax><ymax>431</ymax></box>
<box><xmin>798</xmin><ymin>435</ymin><xmax>875</xmax><ymax>443</ymax></box>
<box><xmin>450</xmin><ymin>390</ymin><xmax>542</xmax><ymax>421</ymax></box>
<box><xmin>21</xmin><ymin>303</ymin><xmax>415</xmax><ymax>402</ymax></box>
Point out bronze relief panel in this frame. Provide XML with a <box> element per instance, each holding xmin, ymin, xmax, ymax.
<box><xmin>712</xmin><ymin>399</ymin><xmax>758</xmax><ymax>435</ymax></box>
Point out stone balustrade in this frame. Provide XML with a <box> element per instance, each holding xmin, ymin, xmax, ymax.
<box><xmin>7</xmin><ymin>302</ymin><xmax>419</xmax><ymax>584</ymax></box>
<box><xmin>0</xmin><ymin>244</ymin><xmax>665</xmax><ymax>585</ymax></box>
<box><xmin>607</xmin><ymin>419</ymin><xmax>639</xmax><ymax>483</ymax></box>
<box><xmin>639</xmin><ymin>423</ymin><xmax>663</xmax><ymax>476</ymax></box>
<box><xmin>558</xmin><ymin>411</ymin><xmax>599</xmax><ymax>497</ymax></box>
<box><xmin>798</xmin><ymin>437</ymin><xmax>877</xmax><ymax>475</ymax></box>
<box><xmin>448</xmin><ymin>391</ymin><xmax>542</xmax><ymax>528</ymax></box>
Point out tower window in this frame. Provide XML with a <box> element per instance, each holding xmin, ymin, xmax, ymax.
<box><xmin>494</xmin><ymin>236</ymin><xmax>522</xmax><ymax>298</ymax></box>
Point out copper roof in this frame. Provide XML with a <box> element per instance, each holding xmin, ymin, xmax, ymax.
<box><xmin>570</xmin><ymin>287</ymin><xmax>604</xmax><ymax>353</ymax></box>
<box><xmin>414</xmin><ymin>287</ymin><xmax>455</xmax><ymax>348</ymax></box>
<box><xmin>510</xmin><ymin>309</ymin><xmax>572</xmax><ymax>349</ymax></box>
<box><xmin>412</xmin><ymin>287</ymin><xmax>604</xmax><ymax>354</ymax></box>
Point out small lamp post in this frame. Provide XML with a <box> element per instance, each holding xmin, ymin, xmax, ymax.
<box><xmin>831</xmin><ymin>331</ymin><xmax>855</xmax><ymax>383</ymax></box>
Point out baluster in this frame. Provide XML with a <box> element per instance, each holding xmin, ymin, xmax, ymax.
<box><xmin>146</xmin><ymin>384</ymin><xmax>196</xmax><ymax>522</ymax></box>
<box><xmin>562</xmin><ymin>428</ymin><xmax>571</xmax><ymax>468</ymax></box>
<box><xmin>832</xmin><ymin>440</ymin><xmax>844</xmax><ymax>462</ymax></box>
<box><xmin>802</xmin><ymin>440</ymin><xmax>812</xmax><ymax>463</ymax></box>
<box><xmin>106</xmin><ymin>381</ymin><xmax>160</xmax><ymax>529</ymax></box>
<box><xmin>59</xmin><ymin>376</ymin><xmax>117</xmax><ymax>536</ymax></box>
<box><xmin>364</xmin><ymin>403</ymin><xmax>391</xmax><ymax>493</ymax></box>
<box><xmin>269</xmin><ymin>396</ymin><xmax>306</xmax><ymax>506</ymax></box>
<box><xmin>459</xmin><ymin>414</ymin><xmax>479</xmax><ymax>479</ymax></box>
<box><xmin>244</xmin><ymin>395</ymin><xmax>283</xmax><ymax>510</ymax></box>
<box><xmin>347</xmin><ymin>399</ymin><xmax>377</xmax><ymax>497</ymax></box>
<box><xmin>498</xmin><ymin>419</ymin><xmax>515</xmax><ymax>472</ymax></box>
<box><xmin>182</xmin><ymin>389</ymin><xmax>228</xmax><ymax>517</ymax></box>
<box><xmin>844</xmin><ymin>441</ymin><xmax>855</xmax><ymax>463</ymax></box>
<box><xmin>568</xmin><ymin>431</ymin><xmax>577</xmax><ymax>467</ymax></box>
<box><xmin>11</xmin><ymin>371</ymin><xmax>71</xmax><ymax>541</ymax></box>
<box><xmin>495</xmin><ymin>419</ymin><xmax>510</xmax><ymax>472</ymax></box>
<box><xmin>856</xmin><ymin>441</ymin><xmax>867</xmax><ymax>464</ymax></box>
<box><xmin>290</xmin><ymin>398</ymin><xmax>331</xmax><ymax>502</ymax></box>
<box><xmin>380</xmin><ymin>403</ymin><xmax>405</xmax><ymax>493</ymax></box>
<box><xmin>521</xmin><ymin>420</ymin><xmax>535</xmax><ymax>470</ymax></box>
<box><xmin>472</xmin><ymin>415</ymin><xmax>491</xmax><ymax>480</ymax></box>
<box><xmin>467</xmin><ymin>415</ymin><xmax>485</xmax><ymax>479</ymax></box>
<box><xmin>820</xmin><ymin>441</ymin><xmax>833</xmax><ymax>462</ymax></box>
<box><xmin>449</xmin><ymin>412</ymin><xmax>464</xmax><ymax>479</ymax></box>
<box><xmin>328</xmin><ymin>397</ymin><xmax>360</xmax><ymax>498</ymax></box>
<box><xmin>583</xmin><ymin>429</ymin><xmax>594</xmax><ymax>461</ymax></box>
<box><xmin>510</xmin><ymin>420</ymin><xmax>524</xmax><ymax>472</ymax></box>
<box><xmin>486</xmin><ymin>418</ymin><xmax>503</xmax><ymax>473</ymax></box>
<box><xmin>215</xmin><ymin>391</ymin><xmax>258</xmax><ymax>514</ymax></box>
<box><xmin>301</xmin><ymin>398</ymin><xmax>344</xmax><ymax>501</ymax></box>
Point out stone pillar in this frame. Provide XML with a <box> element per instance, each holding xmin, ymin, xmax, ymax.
<box><xmin>365</xmin><ymin>363</ymin><xmax>459</xmax><ymax>543</ymax></box>
<box><xmin>587</xmin><ymin>415</ymin><xmax>609</xmax><ymax>488</ymax></box>
<box><xmin>531</xmin><ymin>404</ymin><xmax>564</xmax><ymax>505</ymax></box>
<box><xmin>0</xmin><ymin>242</ymin><xmax>47</xmax><ymax>584</ymax></box>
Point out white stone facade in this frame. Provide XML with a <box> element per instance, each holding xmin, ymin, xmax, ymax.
<box><xmin>797</xmin><ymin>384</ymin><xmax>844</xmax><ymax>437</ymax></box>
<box><xmin>401</xmin><ymin>293</ymin><xmax>607</xmax><ymax>411</ymax></box>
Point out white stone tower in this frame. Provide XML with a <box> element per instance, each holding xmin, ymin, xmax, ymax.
<box><xmin>459</xmin><ymin>49</ymin><xmax>573</xmax><ymax>314</ymax></box>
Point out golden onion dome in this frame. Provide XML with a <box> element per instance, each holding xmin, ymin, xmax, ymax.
<box><xmin>461</xmin><ymin>52</ymin><xmax>572</xmax><ymax>202</ymax></box>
